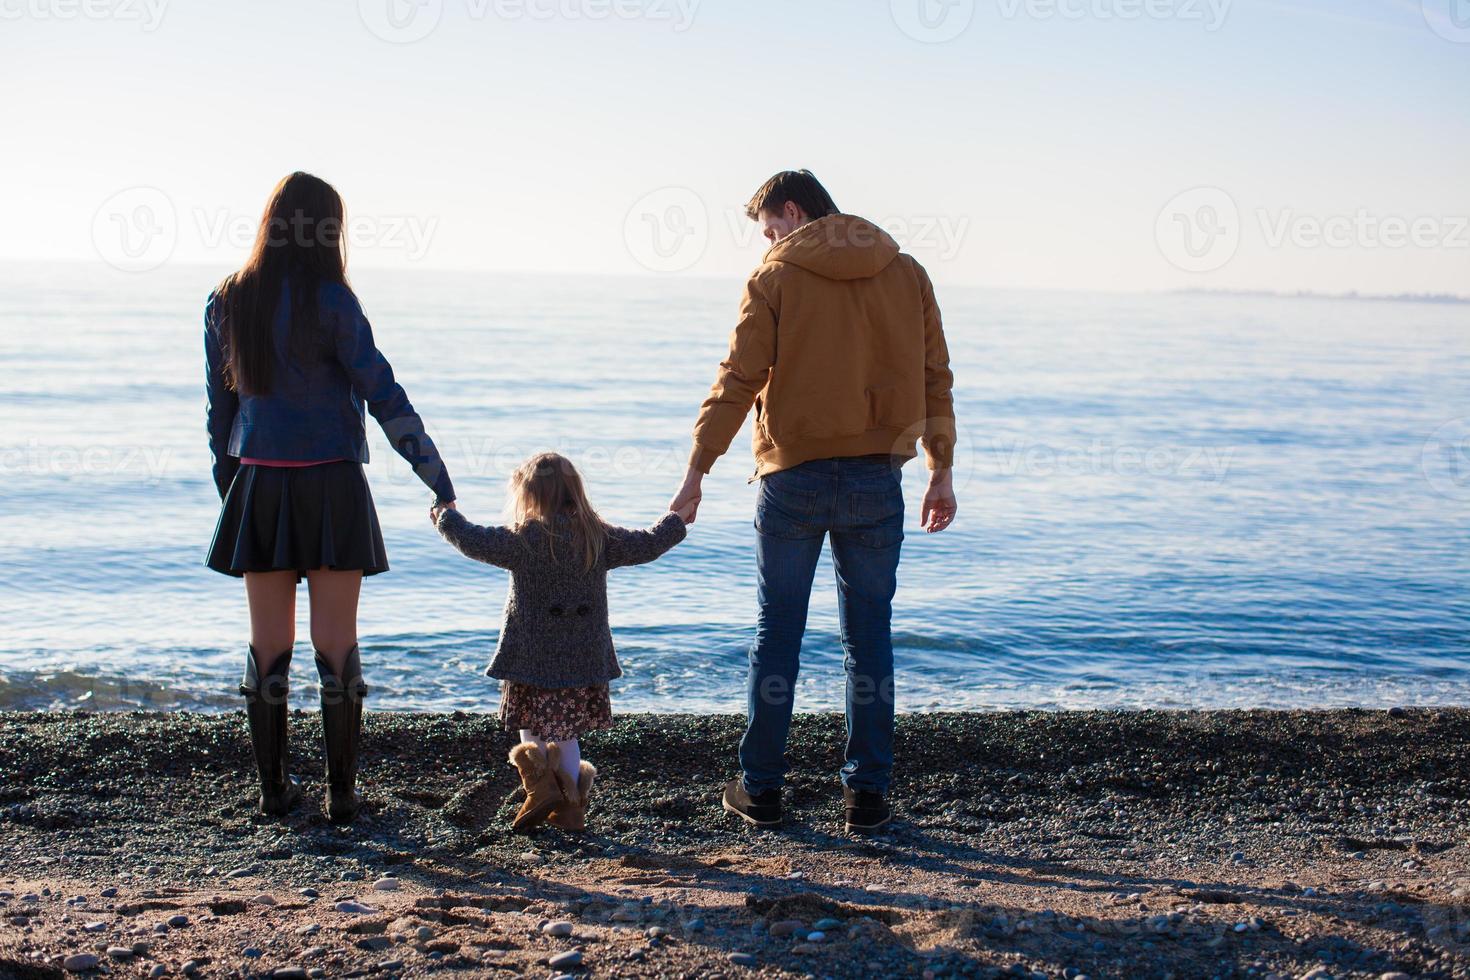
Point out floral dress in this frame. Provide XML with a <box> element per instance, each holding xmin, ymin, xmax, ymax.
<box><xmin>500</xmin><ymin>681</ymin><xmax>613</xmax><ymax>742</ymax></box>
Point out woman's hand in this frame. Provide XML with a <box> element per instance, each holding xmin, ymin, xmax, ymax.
<box><xmin>430</xmin><ymin>499</ymin><xmax>457</xmax><ymax>525</ymax></box>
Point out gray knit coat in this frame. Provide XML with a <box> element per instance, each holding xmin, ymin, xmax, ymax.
<box><xmin>435</xmin><ymin>510</ymin><xmax>687</xmax><ymax>688</ymax></box>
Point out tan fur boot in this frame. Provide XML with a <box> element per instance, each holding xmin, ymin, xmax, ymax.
<box><xmin>508</xmin><ymin>741</ymin><xmax>566</xmax><ymax>832</ymax></box>
<box><xmin>549</xmin><ymin>761</ymin><xmax>598</xmax><ymax>832</ymax></box>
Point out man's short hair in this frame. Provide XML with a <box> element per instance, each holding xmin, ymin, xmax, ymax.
<box><xmin>745</xmin><ymin>170</ymin><xmax>841</xmax><ymax>222</ymax></box>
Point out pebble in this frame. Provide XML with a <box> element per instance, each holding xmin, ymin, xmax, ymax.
<box><xmin>149</xmin><ymin>966</ymin><xmax>167</xmax><ymax>978</ymax></box>
<box><xmin>770</xmin><ymin>919</ymin><xmax>804</xmax><ymax>937</ymax></box>
<box><xmin>520</xmin><ymin>851</ymin><xmax>543</xmax><ymax>864</ymax></box>
<box><xmin>543</xmin><ymin>920</ymin><xmax>574</xmax><ymax>937</ymax></box>
<box><xmin>372</xmin><ymin>878</ymin><xmax>400</xmax><ymax>892</ymax></box>
<box><xmin>301</xmin><ymin>947</ymin><xmax>326</xmax><ymax>959</ymax></box>
<box><xmin>100</xmin><ymin>888</ymin><xmax>118</xmax><ymax>898</ymax></box>
<box><xmin>273</xmin><ymin>970</ymin><xmax>309</xmax><ymax>980</ymax></box>
<box><xmin>685</xmin><ymin>917</ymin><xmax>706</xmax><ymax>932</ymax></box>
<box><xmin>8</xmin><ymin>916</ymin><xmax>28</xmax><ymax>926</ymax></box>
<box><xmin>107</xmin><ymin>946</ymin><xmax>135</xmax><ymax>960</ymax></box>
<box><xmin>646</xmin><ymin>926</ymin><xmax>667</xmax><ymax>939</ymax></box>
<box><xmin>415</xmin><ymin>926</ymin><xmax>435</xmax><ymax>942</ymax></box>
<box><xmin>299</xmin><ymin>888</ymin><xmax>320</xmax><ymax>898</ymax></box>
<box><xmin>807</xmin><ymin>930</ymin><xmax>827</xmax><ymax>943</ymax></box>
<box><xmin>728</xmin><ymin>952</ymin><xmax>757</xmax><ymax>967</ymax></box>
<box><xmin>241</xmin><ymin>947</ymin><xmax>262</xmax><ymax>958</ymax></box>
<box><xmin>83</xmin><ymin>922</ymin><xmax>108</xmax><ymax>932</ymax></box>
<box><xmin>250</xmin><ymin>894</ymin><xmax>277</xmax><ymax>906</ymax></box>
<box><xmin>296</xmin><ymin>923</ymin><xmax>321</xmax><ymax>936</ymax></box>
<box><xmin>181</xmin><ymin>960</ymin><xmax>203</xmax><ymax>974</ymax></box>
<box><xmin>63</xmin><ymin>954</ymin><xmax>100</xmax><ymax>972</ymax></box>
<box><xmin>334</xmin><ymin>901</ymin><xmax>376</xmax><ymax>914</ymax></box>
<box><xmin>1381</xmin><ymin>974</ymin><xmax>1411</xmax><ymax>980</ymax></box>
<box><xmin>225</xmin><ymin>868</ymin><xmax>254</xmax><ymax>879</ymax></box>
<box><xmin>814</xmin><ymin>918</ymin><xmax>843</xmax><ymax>930</ymax></box>
<box><xmin>167</xmin><ymin>915</ymin><xmax>189</xmax><ymax>928</ymax></box>
<box><xmin>792</xmin><ymin>943</ymin><xmax>818</xmax><ymax>954</ymax></box>
<box><xmin>548</xmin><ymin>950</ymin><xmax>583</xmax><ymax>969</ymax></box>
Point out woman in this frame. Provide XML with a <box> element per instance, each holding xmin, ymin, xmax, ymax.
<box><xmin>204</xmin><ymin>172</ymin><xmax>456</xmax><ymax>822</ymax></box>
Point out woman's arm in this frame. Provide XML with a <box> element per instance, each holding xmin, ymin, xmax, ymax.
<box><xmin>604</xmin><ymin>512</ymin><xmax>688</xmax><ymax>569</ymax></box>
<box><xmin>203</xmin><ymin>295</ymin><xmax>239</xmax><ymax>499</ymax></box>
<box><xmin>328</xmin><ymin>287</ymin><xmax>456</xmax><ymax>504</ymax></box>
<box><xmin>435</xmin><ymin>510</ymin><xmax>521</xmax><ymax>569</ymax></box>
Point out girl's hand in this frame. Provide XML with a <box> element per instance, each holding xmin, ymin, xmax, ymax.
<box><xmin>430</xmin><ymin>499</ymin><xmax>457</xmax><ymax>525</ymax></box>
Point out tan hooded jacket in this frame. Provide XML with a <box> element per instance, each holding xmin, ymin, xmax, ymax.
<box><xmin>689</xmin><ymin>213</ymin><xmax>956</xmax><ymax>478</ymax></box>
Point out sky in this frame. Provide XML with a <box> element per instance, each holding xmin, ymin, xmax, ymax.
<box><xmin>1</xmin><ymin>0</ymin><xmax>1467</xmax><ymax>294</ymax></box>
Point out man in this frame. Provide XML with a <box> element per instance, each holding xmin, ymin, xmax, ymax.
<box><xmin>668</xmin><ymin>170</ymin><xmax>957</xmax><ymax>833</ymax></box>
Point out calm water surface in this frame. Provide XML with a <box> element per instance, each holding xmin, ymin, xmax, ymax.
<box><xmin>0</xmin><ymin>262</ymin><xmax>1466</xmax><ymax>712</ymax></box>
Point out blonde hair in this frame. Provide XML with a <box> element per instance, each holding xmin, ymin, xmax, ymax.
<box><xmin>504</xmin><ymin>452</ymin><xmax>608</xmax><ymax>572</ymax></box>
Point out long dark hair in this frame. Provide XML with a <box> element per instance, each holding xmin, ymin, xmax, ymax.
<box><xmin>213</xmin><ymin>172</ymin><xmax>349</xmax><ymax>395</ymax></box>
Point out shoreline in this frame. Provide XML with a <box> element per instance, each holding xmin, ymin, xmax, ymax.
<box><xmin>1</xmin><ymin>709</ymin><xmax>1468</xmax><ymax>978</ymax></box>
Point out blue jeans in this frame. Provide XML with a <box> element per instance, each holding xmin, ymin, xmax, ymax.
<box><xmin>738</xmin><ymin>457</ymin><xmax>904</xmax><ymax>795</ymax></box>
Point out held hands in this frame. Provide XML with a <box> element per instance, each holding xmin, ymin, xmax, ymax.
<box><xmin>920</xmin><ymin>468</ymin><xmax>957</xmax><ymax>533</ymax></box>
<box><xmin>668</xmin><ymin>467</ymin><xmax>703</xmax><ymax>525</ymax></box>
<box><xmin>429</xmin><ymin>499</ymin><xmax>457</xmax><ymax>526</ymax></box>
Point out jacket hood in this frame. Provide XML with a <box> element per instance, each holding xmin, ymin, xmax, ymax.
<box><xmin>763</xmin><ymin>214</ymin><xmax>900</xmax><ymax>281</ymax></box>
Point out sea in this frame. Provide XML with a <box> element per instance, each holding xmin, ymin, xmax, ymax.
<box><xmin>1</xmin><ymin>261</ymin><xmax>1466</xmax><ymax>713</ymax></box>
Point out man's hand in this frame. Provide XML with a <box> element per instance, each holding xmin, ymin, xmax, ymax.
<box><xmin>429</xmin><ymin>499</ymin><xmax>457</xmax><ymax>525</ymax></box>
<box><xmin>668</xmin><ymin>467</ymin><xmax>704</xmax><ymax>526</ymax></box>
<box><xmin>920</xmin><ymin>469</ymin><xmax>956</xmax><ymax>533</ymax></box>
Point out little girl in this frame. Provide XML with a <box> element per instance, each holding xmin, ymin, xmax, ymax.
<box><xmin>433</xmin><ymin>452</ymin><xmax>689</xmax><ymax>832</ymax></box>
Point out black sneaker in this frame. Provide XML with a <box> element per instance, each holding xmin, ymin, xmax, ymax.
<box><xmin>721</xmin><ymin>778</ymin><xmax>782</xmax><ymax>828</ymax></box>
<box><xmin>843</xmin><ymin>786</ymin><xmax>892</xmax><ymax>833</ymax></box>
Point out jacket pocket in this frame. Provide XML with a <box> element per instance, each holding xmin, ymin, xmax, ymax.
<box><xmin>867</xmin><ymin>386</ymin><xmax>899</xmax><ymax>429</ymax></box>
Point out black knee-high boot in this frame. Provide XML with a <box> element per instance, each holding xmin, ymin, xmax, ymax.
<box><xmin>316</xmin><ymin>645</ymin><xmax>367</xmax><ymax>823</ymax></box>
<box><xmin>239</xmin><ymin>646</ymin><xmax>302</xmax><ymax>816</ymax></box>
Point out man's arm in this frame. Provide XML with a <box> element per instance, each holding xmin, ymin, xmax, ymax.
<box><xmin>671</xmin><ymin>275</ymin><xmax>778</xmax><ymax>523</ymax></box>
<box><xmin>915</xmin><ymin>263</ymin><xmax>958</xmax><ymax>533</ymax></box>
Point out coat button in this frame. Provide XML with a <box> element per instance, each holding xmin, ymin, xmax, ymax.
<box><xmin>576</xmin><ymin>604</ymin><xmax>590</xmax><ymax>616</ymax></box>
<box><xmin>549</xmin><ymin>605</ymin><xmax>564</xmax><ymax>617</ymax></box>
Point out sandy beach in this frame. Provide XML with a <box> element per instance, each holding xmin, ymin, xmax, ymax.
<box><xmin>1</xmin><ymin>710</ymin><xmax>1467</xmax><ymax>979</ymax></box>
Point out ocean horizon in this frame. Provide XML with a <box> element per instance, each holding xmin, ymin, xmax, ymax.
<box><xmin>1</xmin><ymin>260</ymin><xmax>1466</xmax><ymax>714</ymax></box>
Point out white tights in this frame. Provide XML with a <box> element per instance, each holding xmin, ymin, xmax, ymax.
<box><xmin>520</xmin><ymin>730</ymin><xmax>581</xmax><ymax>784</ymax></box>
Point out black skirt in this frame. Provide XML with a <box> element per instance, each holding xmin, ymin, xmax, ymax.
<box><xmin>206</xmin><ymin>462</ymin><xmax>388</xmax><ymax>580</ymax></box>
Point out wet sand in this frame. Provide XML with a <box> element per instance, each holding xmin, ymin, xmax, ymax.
<box><xmin>1</xmin><ymin>709</ymin><xmax>1468</xmax><ymax>979</ymax></box>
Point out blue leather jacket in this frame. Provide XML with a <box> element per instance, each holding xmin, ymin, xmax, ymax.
<box><xmin>204</xmin><ymin>279</ymin><xmax>456</xmax><ymax>503</ymax></box>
